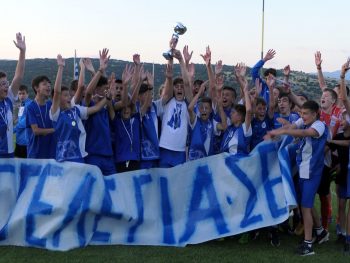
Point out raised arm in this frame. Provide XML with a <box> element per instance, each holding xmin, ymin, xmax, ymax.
<box><xmin>51</xmin><ymin>55</ymin><xmax>65</xmax><ymax>115</ymax></box>
<box><xmin>234</xmin><ymin>63</ymin><xmax>247</xmax><ymax>101</ymax></box>
<box><xmin>265</xmin><ymin>76</ymin><xmax>275</xmax><ymax>119</ymax></box>
<box><xmin>215</xmin><ymin>96</ymin><xmax>228</xmax><ymax>132</ymax></box>
<box><xmin>251</xmin><ymin>49</ymin><xmax>275</xmax><ymax>81</ymax></box>
<box><xmin>242</xmin><ymin>78</ymin><xmax>252</xmax><ymax>130</ymax></box>
<box><xmin>173</xmin><ymin>49</ymin><xmax>192</xmax><ymax>102</ymax></box>
<box><xmin>183</xmin><ymin>45</ymin><xmax>193</xmax><ymax>70</ymax></box>
<box><xmin>188</xmin><ymin>80</ymin><xmax>208</xmax><ymax>124</ymax></box>
<box><xmin>340</xmin><ymin>58</ymin><xmax>350</xmax><ymax>114</ymax></box>
<box><xmin>114</xmin><ymin>64</ymin><xmax>133</xmax><ymax>111</ymax></box>
<box><xmin>283</xmin><ymin>65</ymin><xmax>290</xmax><ymax>85</ymax></box>
<box><xmin>73</xmin><ymin>58</ymin><xmax>86</xmax><ymax>104</ymax></box>
<box><xmin>200</xmin><ymin>46</ymin><xmax>215</xmax><ymax>99</ymax></box>
<box><xmin>84</xmin><ymin>48</ymin><xmax>110</xmax><ymax>106</ymax></box>
<box><xmin>10</xmin><ymin>33</ymin><xmax>26</xmax><ymax>96</ymax></box>
<box><xmin>315</xmin><ymin>51</ymin><xmax>327</xmax><ymax>90</ymax></box>
<box><xmin>140</xmin><ymin>72</ymin><xmax>154</xmax><ymax>116</ymax></box>
<box><xmin>161</xmin><ymin>59</ymin><xmax>174</xmax><ymax>104</ymax></box>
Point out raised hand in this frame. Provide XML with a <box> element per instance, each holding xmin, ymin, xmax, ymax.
<box><xmin>83</xmin><ymin>58</ymin><xmax>95</xmax><ymax>73</ymax></box>
<box><xmin>122</xmin><ymin>64</ymin><xmax>134</xmax><ymax>84</ymax></box>
<box><xmin>263</xmin><ymin>49</ymin><xmax>276</xmax><ymax>62</ymax></box>
<box><xmin>13</xmin><ymin>32</ymin><xmax>26</xmax><ymax>52</ymax></box>
<box><xmin>200</xmin><ymin>46</ymin><xmax>211</xmax><ymax>66</ymax></box>
<box><xmin>255</xmin><ymin>78</ymin><xmax>262</xmax><ymax>95</ymax></box>
<box><xmin>146</xmin><ymin>71</ymin><xmax>154</xmax><ymax>88</ymax></box>
<box><xmin>198</xmin><ymin>80</ymin><xmax>209</xmax><ymax>96</ymax></box>
<box><xmin>183</xmin><ymin>45</ymin><xmax>193</xmax><ymax>65</ymax></box>
<box><xmin>341</xmin><ymin>58</ymin><xmax>350</xmax><ymax>76</ymax></box>
<box><xmin>234</xmin><ymin>63</ymin><xmax>247</xmax><ymax>78</ymax></box>
<box><xmin>215</xmin><ymin>60</ymin><xmax>223</xmax><ymax>76</ymax></box>
<box><xmin>188</xmin><ymin>63</ymin><xmax>195</xmax><ymax>80</ymax></box>
<box><xmin>172</xmin><ymin>49</ymin><xmax>183</xmax><ymax>61</ymax></box>
<box><xmin>99</xmin><ymin>48</ymin><xmax>110</xmax><ymax>71</ymax></box>
<box><xmin>315</xmin><ymin>51</ymin><xmax>322</xmax><ymax>68</ymax></box>
<box><xmin>79</xmin><ymin>58</ymin><xmax>85</xmax><ymax>69</ymax></box>
<box><xmin>283</xmin><ymin>65</ymin><xmax>290</xmax><ymax>76</ymax></box>
<box><xmin>165</xmin><ymin>62</ymin><xmax>173</xmax><ymax>79</ymax></box>
<box><xmin>133</xmin><ymin>54</ymin><xmax>141</xmax><ymax>66</ymax></box>
<box><xmin>57</xmin><ymin>54</ymin><xmax>65</xmax><ymax>67</ymax></box>
<box><xmin>109</xmin><ymin>72</ymin><xmax>117</xmax><ymax>93</ymax></box>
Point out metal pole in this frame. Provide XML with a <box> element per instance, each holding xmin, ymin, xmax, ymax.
<box><xmin>261</xmin><ymin>0</ymin><xmax>265</xmax><ymax>60</ymax></box>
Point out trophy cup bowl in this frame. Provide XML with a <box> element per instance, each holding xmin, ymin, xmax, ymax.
<box><xmin>163</xmin><ymin>22</ymin><xmax>187</xmax><ymax>60</ymax></box>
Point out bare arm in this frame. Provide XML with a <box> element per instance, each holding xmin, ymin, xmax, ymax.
<box><xmin>265</xmin><ymin>76</ymin><xmax>275</xmax><ymax>119</ymax></box>
<box><xmin>74</xmin><ymin>58</ymin><xmax>86</xmax><ymax>104</ymax></box>
<box><xmin>188</xmin><ymin>81</ymin><xmax>208</xmax><ymax>124</ymax></box>
<box><xmin>30</xmin><ymin>124</ymin><xmax>55</xmax><ymax>136</ymax></box>
<box><xmin>329</xmin><ymin>139</ymin><xmax>350</xmax><ymax>147</ymax></box>
<box><xmin>51</xmin><ymin>55</ymin><xmax>65</xmax><ymax>115</ymax></box>
<box><xmin>161</xmin><ymin>60</ymin><xmax>174</xmax><ymax>104</ymax></box>
<box><xmin>215</xmin><ymin>97</ymin><xmax>228</xmax><ymax>131</ymax></box>
<box><xmin>114</xmin><ymin>64</ymin><xmax>133</xmax><ymax>111</ymax></box>
<box><xmin>340</xmin><ymin>58</ymin><xmax>350</xmax><ymax>114</ymax></box>
<box><xmin>10</xmin><ymin>33</ymin><xmax>26</xmax><ymax>96</ymax></box>
<box><xmin>87</xmin><ymin>97</ymin><xmax>107</xmax><ymax>115</ymax></box>
<box><xmin>200</xmin><ymin>46</ymin><xmax>216</xmax><ymax>99</ymax></box>
<box><xmin>315</xmin><ymin>51</ymin><xmax>327</xmax><ymax>90</ymax></box>
<box><xmin>85</xmin><ymin>49</ymin><xmax>110</xmax><ymax>106</ymax></box>
<box><xmin>242</xmin><ymin>79</ymin><xmax>252</xmax><ymax>130</ymax></box>
<box><xmin>173</xmin><ymin>49</ymin><xmax>192</xmax><ymax>102</ymax></box>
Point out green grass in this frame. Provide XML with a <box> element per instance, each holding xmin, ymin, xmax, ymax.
<box><xmin>0</xmin><ymin>185</ymin><xmax>348</xmax><ymax>263</ymax></box>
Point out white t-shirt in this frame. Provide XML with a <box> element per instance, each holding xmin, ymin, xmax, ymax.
<box><xmin>158</xmin><ymin>98</ymin><xmax>189</xmax><ymax>152</ymax></box>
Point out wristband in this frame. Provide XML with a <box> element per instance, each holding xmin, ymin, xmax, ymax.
<box><xmin>317</xmin><ymin>66</ymin><xmax>322</xmax><ymax>70</ymax></box>
<box><xmin>340</xmin><ymin>75</ymin><xmax>345</xmax><ymax>79</ymax></box>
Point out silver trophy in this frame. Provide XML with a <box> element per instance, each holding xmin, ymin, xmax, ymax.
<box><xmin>163</xmin><ymin>22</ymin><xmax>187</xmax><ymax>60</ymax></box>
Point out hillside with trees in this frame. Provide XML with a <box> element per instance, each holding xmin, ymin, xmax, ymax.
<box><xmin>0</xmin><ymin>58</ymin><xmax>342</xmax><ymax>102</ymax></box>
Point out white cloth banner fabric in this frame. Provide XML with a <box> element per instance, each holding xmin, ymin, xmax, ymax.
<box><xmin>0</xmin><ymin>140</ymin><xmax>297</xmax><ymax>251</ymax></box>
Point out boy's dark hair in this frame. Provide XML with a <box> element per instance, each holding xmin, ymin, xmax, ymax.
<box><xmin>31</xmin><ymin>75</ymin><xmax>51</xmax><ymax>94</ymax></box>
<box><xmin>223</xmin><ymin>86</ymin><xmax>237</xmax><ymax>100</ymax></box>
<box><xmin>335</xmin><ymin>84</ymin><xmax>350</xmax><ymax>96</ymax></box>
<box><xmin>115</xmin><ymin>78</ymin><xmax>123</xmax><ymax>84</ymax></box>
<box><xmin>97</xmin><ymin>76</ymin><xmax>108</xmax><ymax>87</ymax></box>
<box><xmin>61</xmin><ymin>85</ymin><xmax>69</xmax><ymax>92</ymax></box>
<box><xmin>198</xmin><ymin>96</ymin><xmax>212</xmax><ymax>105</ymax></box>
<box><xmin>234</xmin><ymin>104</ymin><xmax>246</xmax><ymax>121</ymax></box>
<box><xmin>323</xmin><ymin>88</ymin><xmax>338</xmax><ymax>102</ymax></box>
<box><xmin>301</xmin><ymin>100</ymin><xmax>319</xmax><ymax>114</ymax></box>
<box><xmin>278</xmin><ymin>92</ymin><xmax>291</xmax><ymax>102</ymax></box>
<box><xmin>19</xmin><ymin>84</ymin><xmax>28</xmax><ymax>93</ymax></box>
<box><xmin>139</xmin><ymin>83</ymin><xmax>150</xmax><ymax>94</ymax></box>
<box><xmin>194</xmin><ymin>79</ymin><xmax>204</xmax><ymax>86</ymax></box>
<box><xmin>263</xmin><ymin>68</ymin><xmax>277</xmax><ymax>77</ymax></box>
<box><xmin>256</xmin><ymin>97</ymin><xmax>267</xmax><ymax>107</ymax></box>
<box><xmin>0</xmin><ymin>71</ymin><xmax>7</xmax><ymax>79</ymax></box>
<box><xmin>173</xmin><ymin>77</ymin><xmax>183</xmax><ymax>86</ymax></box>
<box><xmin>70</xmin><ymin>80</ymin><xmax>78</xmax><ymax>92</ymax></box>
<box><xmin>296</xmin><ymin>92</ymin><xmax>309</xmax><ymax>101</ymax></box>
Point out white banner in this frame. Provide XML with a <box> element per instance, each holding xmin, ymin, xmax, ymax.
<box><xmin>0</xmin><ymin>140</ymin><xmax>297</xmax><ymax>251</ymax></box>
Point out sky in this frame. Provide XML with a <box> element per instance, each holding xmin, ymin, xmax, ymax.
<box><xmin>1</xmin><ymin>0</ymin><xmax>349</xmax><ymax>73</ymax></box>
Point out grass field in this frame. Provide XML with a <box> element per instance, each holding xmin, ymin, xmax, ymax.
<box><xmin>0</xmin><ymin>187</ymin><xmax>349</xmax><ymax>263</ymax></box>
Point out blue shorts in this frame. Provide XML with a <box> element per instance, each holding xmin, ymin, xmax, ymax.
<box><xmin>0</xmin><ymin>152</ymin><xmax>14</xmax><ymax>158</ymax></box>
<box><xmin>159</xmin><ymin>148</ymin><xmax>186</xmax><ymax>168</ymax></box>
<box><xmin>298</xmin><ymin>174</ymin><xmax>322</xmax><ymax>208</ymax></box>
<box><xmin>85</xmin><ymin>154</ymin><xmax>116</xmax><ymax>176</ymax></box>
<box><xmin>140</xmin><ymin>160</ymin><xmax>159</xmax><ymax>169</ymax></box>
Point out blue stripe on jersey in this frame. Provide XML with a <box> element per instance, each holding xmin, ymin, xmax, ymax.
<box><xmin>296</xmin><ymin>121</ymin><xmax>328</xmax><ymax>179</ymax></box>
<box><xmin>220</xmin><ymin>124</ymin><xmax>251</xmax><ymax>156</ymax></box>
<box><xmin>0</xmin><ymin>98</ymin><xmax>13</xmax><ymax>154</ymax></box>
<box><xmin>189</xmin><ymin>118</ymin><xmax>214</xmax><ymax>161</ymax></box>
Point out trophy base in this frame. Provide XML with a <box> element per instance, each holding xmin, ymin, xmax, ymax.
<box><xmin>162</xmin><ymin>51</ymin><xmax>173</xmax><ymax>60</ymax></box>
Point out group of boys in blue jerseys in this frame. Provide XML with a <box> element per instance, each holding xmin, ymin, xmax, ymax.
<box><xmin>1</xmin><ymin>33</ymin><xmax>350</xmax><ymax>256</ymax></box>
